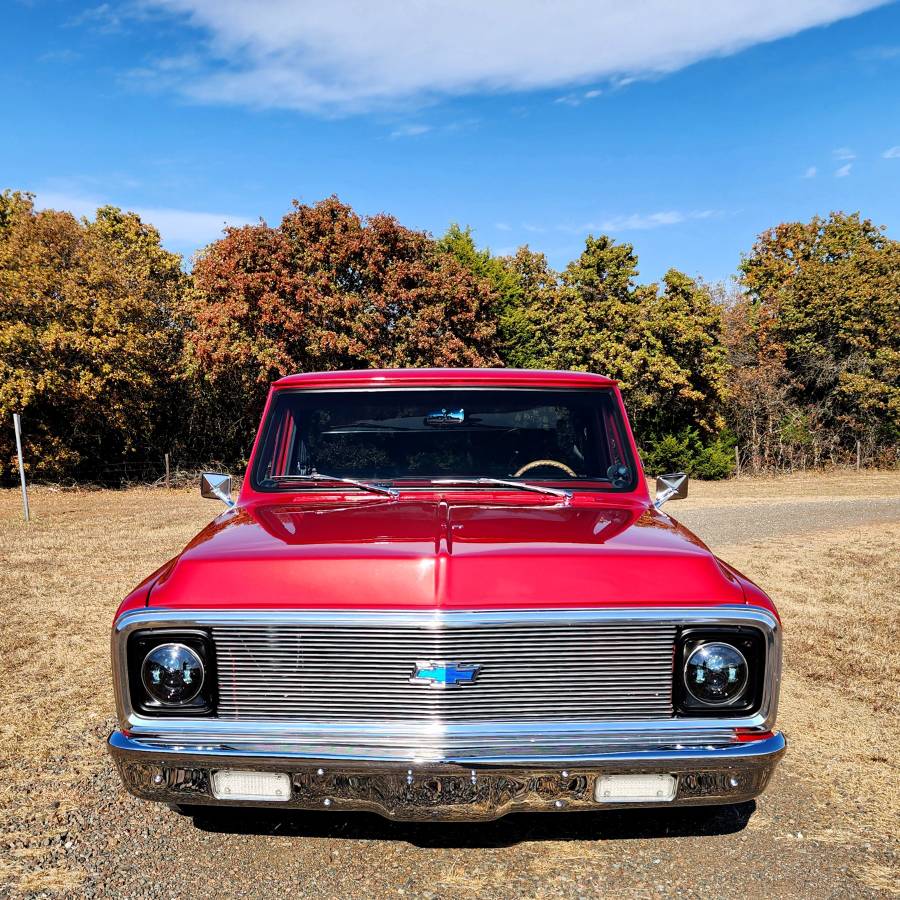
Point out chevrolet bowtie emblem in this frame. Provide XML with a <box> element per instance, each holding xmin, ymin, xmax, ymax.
<box><xmin>411</xmin><ymin>661</ymin><xmax>481</xmax><ymax>687</ymax></box>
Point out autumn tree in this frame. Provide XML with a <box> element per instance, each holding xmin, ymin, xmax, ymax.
<box><xmin>0</xmin><ymin>191</ymin><xmax>186</xmax><ymax>482</ymax></box>
<box><xmin>736</xmin><ymin>212</ymin><xmax>899</xmax><ymax>467</ymax></box>
<box><xmin>185</xmin><ymin>197</ymin><xmax>500</xmax><ymax>462</ymax></box>
<box><xmin>719</xmin><ymin>286</ymin><xmax>795</xmax><ymax>471</ymax></box>
<box><xmin>7</xmin><ymin>186</ymin><xmax>892</xmax><ymax>483</ymax></box>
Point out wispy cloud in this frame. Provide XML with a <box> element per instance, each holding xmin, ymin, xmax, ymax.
<box><xmin>802</xmin><ymin>165</ymin><xmax>817</xmax><ymax>178</ymax></box>
<box><xmin>835</xmin><ymin>163</ymin><xmax>853</xmax><ymax>177</ymax></box>
<box><xmin>833</xmin><ymin>147</ymin><xmax>857</xmax><ymax>160</ymax></box>
<box><xmin>66</xmin><ymin>3</ymin><xmax>128</xmax><ymax>33</ymax></box>
<box><xmin>34</xmin><ymin>190</ymin><xmax>251</xmax><ymax>249</ymax></box>
<box><xmin>855</xmin><ymin>44</ymin><xmax>900</xmax><ymax>61</ymax></box>
<box><xmin>554</xmin><ymin>88</ymin><xmax>603</xmax><ymax>107</ymax></box>
<box><xmin>561</xmin><ymin>209</ymin><xmax>719</xmax><ymax>234</ymax></box>
<box><xmin>389</xmin><ymin>124</ymin><xmax>431</xmax><ymax>139</ymax></box>
<box><xmin>37</xmin><ymin>48</ymin><xmax>81</xmax><ymax>64</ymax></box>
<box><xmin>506</xmin><ymin>210</ymin><xmax>721</xmax><ymax>236</ymax></box>
<box><xmin>883</xmin><ymin>145</ymin><xmax>900</xmax><ymax>158</ymax></box>
<box><xmin>125</xmin><ymin>0</ymin><xmax>890</xmax><ymax>114</ymax></box>
<box><xmin>387</xmin><ymin>119</ymin><xmax>479</xmax><ymax>138</ymax></box>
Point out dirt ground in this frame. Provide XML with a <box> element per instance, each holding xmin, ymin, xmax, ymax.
<box><xmin>1</xmin><ymin>472</ymin><xmax>898</xmax><ymax>898</ymax></box>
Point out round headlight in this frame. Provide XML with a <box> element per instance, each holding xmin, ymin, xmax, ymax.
<box><xmin>141</xmin><ymin>643</ymin><xmax>204</xmax><ymax>705</ymax></box>
<box><xmin>684</xmin><ymin>642</ymin><xmax>748</xmax><ymax>706</ymax></box>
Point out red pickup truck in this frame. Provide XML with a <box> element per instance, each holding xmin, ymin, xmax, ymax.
<box><xmin>108</xmin><ymin>368</ymin><xmax>784</xmax><ymax>821</ymax></box>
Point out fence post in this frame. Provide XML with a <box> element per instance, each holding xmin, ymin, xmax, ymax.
<box><xmin>13</xmin><ymin>414</ymin><xmax>30</xmax><ymax>523</ymax></box>
<box><xmin>734</xmin><ymin>446</ymin><xmax>741</xmax><ymax>477</ymax></box>
<box><xmin>165</xmin><ymin>453</ymin><xmax>171</xmax><ymax>489</ymax></box>
<box><xmin>856</xmin><ymin>440</ymin><xmax>861</xmax><ymax>471</ymax></box>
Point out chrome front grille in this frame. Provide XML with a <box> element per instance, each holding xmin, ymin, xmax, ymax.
<box><xmin>212</xmin><ymin>619</ymin><xmax>677</xmax><ymax>723</ymax></box>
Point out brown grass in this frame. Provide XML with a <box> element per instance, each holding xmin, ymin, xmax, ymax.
<box><xmin>0</xmin><ymin>476</ymin><xmax>898</xmax><ymax>895</ymax></box>
<box><xmin>679</xmin><ymin>468</ymin><xmax>900</xmax><ymax>505</ymax></box>
<box><xmin>0</xmin><ymin>486</ymin><xmax>212</xmax><ymax>895</ymax></box>
<box><xmin>715</xmin><ymin>525</ymin><xmax>900</xmax><ymax>836</ymax></box>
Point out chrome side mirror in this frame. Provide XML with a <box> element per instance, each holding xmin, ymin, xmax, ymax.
<box><xmin>654</xmin><ymin>472</ymin><xmax>689</xmax><ymax>509</ymax></box>
<box><xmin>200</xmin><ymin>472</ymin><xmax>234</xmax><ymax>508</ymax></box>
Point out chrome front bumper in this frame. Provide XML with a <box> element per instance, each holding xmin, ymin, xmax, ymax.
<box><xmin>108</xmin><ymin>729</ymin><xmax>786</xmax><ymax>821</ymax></box>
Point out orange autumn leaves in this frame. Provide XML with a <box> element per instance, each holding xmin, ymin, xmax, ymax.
<box><xmin>1</xmin><ymin>190</ymin><xmax>896</xmax><ymax>482</ymax></box>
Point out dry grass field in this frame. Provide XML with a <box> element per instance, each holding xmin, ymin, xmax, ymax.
<box><xmin>0</xmin><ymin>473</ymin><xmax>898</xmax><ymax>898</ymax></box>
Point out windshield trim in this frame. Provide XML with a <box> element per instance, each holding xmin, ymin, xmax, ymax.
<box><xmin>249</xmin><ymin>385</ymin><xmax>639</xmax><ymax>495</ymax></box>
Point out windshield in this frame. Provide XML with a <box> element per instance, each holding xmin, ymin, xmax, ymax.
<box><xmin>251</xmin><ymin>388</ymin><xmax>636</xmax><ymax>492</ymax></box>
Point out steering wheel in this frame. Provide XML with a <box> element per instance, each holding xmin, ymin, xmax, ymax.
<box><xmin>513</xmin><ymin>458</ymin><xmax>578</xmax><ymax>478</ymax></box>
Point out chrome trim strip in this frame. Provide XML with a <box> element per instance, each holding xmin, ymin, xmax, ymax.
<box><xmin>109</xmin><ymin>728</ymin><xmax>785</xmax><ymax>766</ymax></box>
<box><xmin>112</xmin><ymin>606</ymin><xmax>782</xmax><ymax>758</ymax></box>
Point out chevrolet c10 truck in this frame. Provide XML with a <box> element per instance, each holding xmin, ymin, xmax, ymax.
<box><xmin>108</xmin><ymin>368</ymin><xmax>784</xmax><ymax>821</ymax></box>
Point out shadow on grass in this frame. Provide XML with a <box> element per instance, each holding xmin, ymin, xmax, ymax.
<box><xmin>185</xmin><ymin>801</ymin><xmax>756</xmax><ymax>848</ymax></box>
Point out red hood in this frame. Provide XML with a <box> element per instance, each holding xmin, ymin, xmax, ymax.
<box><xmin>147</xmin><ymin>496</ymin><xmax>746</xmax><ymax>610</ymax></box>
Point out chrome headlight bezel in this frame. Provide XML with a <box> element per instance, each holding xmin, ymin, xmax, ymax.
<box><xmin>128</xmin><ymin>629</ymin><xmax>216</xmax><ymax>716</ymax></box>
<box><xmin>674</xmin><ymin>626</ymin><xmax>766</xmax><ymax>716</ymax></box>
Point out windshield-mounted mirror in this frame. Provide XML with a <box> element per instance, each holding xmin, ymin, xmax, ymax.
<box><xmin>200</xmin><ymin>472</ymin><xmax>234</xmax><ymax>508</ymax></box>
<box><xmin>654</xmin><ymin>472</ymin><xmax>689</xmax><ymax>509</ymax></box>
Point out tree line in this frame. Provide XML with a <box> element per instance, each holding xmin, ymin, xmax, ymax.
<box><xmin>0</xmin><ymin>189</ymin><xmax>896</xmax><ymax>483</ymax></box>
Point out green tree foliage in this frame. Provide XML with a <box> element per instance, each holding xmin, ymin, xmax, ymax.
<box><xmin>0</xmin><ymin>191</ymin><xmax>186</xmax><ymax>481</ymax></box>
<box><xmin>499</xmin><ymin>246</ymin><xmax>564</xmax><ymax>369</ymax></box>
<box><xmin>2</xmin><ymin>188</ymin><xmax>896</xmax><ymax>483</ymax></box>
<box><xmin>734</xmin><ymin>212</ymin><xmax>899</xmax><ymax>467</ymax></box>
<box><xmin>186</xmin><ymin>198</ymin><xmax>500</xmax><ymax>462</ymax></box>
<box><xmin>539</xmin><ymin>235</ymin><xmax>731</xmax><ymax>474</ymax></box>
<box><xmin>436</xmin><ymin>225</ymin><xmax>557</xmax><ymax>367</ymax></box>
<box><xmin>640</xmin><ymin>428</ymin><xmax>736</xmax><ymax>480</ymax></box>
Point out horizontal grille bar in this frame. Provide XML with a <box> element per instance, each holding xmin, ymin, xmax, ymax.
<box><xmin>213</xmin><ymin>620</ymin><xmax>677</xmax><ymax>723</ymax></box>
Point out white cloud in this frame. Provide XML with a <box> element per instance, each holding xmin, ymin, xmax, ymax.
<box><xmin>138</xmin><ymin>206</ymin><xmax>252</xmax><ymax>244</ymax></box>
<box><xmin>856</xmin><ymin>44</ymin><xmax>900</xmax><ymax>61</ymax></box>
<box><xmin>495</xmin><ymin>222</ymin><xmax>512</xmax><ymax>232</ymax></box>
<box><xmin>389</xmin><ymin>124</ymin><xmax>431</xmax><ymax>138</ymax></box>
<box><xmin>135</xmin><ymin>0</ymin><xmax>889</xmax><ymax>113</ymax></box>
<box><xmin>833</xmin><ymin>147</ymin><xmax>857</xmax><ymax>160</ymax></box>
<box><xmin>883</xmin><ymin>145</ymin><xmax>900</xmax><ymax>158</ymax></box>
<box><xmin>561</xmin><ymin>210</ymin><xmax>719</xmax><ymax>233</ymax></box>
<box><xmin>835</xmin><ymin>163</ymin><xmax>853</xmax><ymax>177</ymax></box>
<box><xmin>554</xmin><ymin>87</ymin><xmax>603</xmax><ymax>106</ymax></box>
<box><xmin>67</xmin><ymin>3</ymin><xmax>128</xmax><ymax>33</ymax></box>
<box><xmin>38</xmin><ymin>49</ymin><xmax>81</xmax><ymax>64</ymax></box>
<box><xmin>802</xmin><ymin>165</ymin><xmax>817</xmax><ymax>178</ymax></box>
<box><xmin>34</xmin><ymin>191</ymin><xmax>251</xmax><ymax>249</ymax></box>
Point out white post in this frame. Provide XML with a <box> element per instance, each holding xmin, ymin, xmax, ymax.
<box><xmin>13</xmin><ymin>414</ymin><xmax>30</xmax><ymax>523</ymax></box>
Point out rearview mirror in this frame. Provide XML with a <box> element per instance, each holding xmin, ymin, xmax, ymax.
<box><xmin>200</xmin><ymin>472</ymin><xmax>234</xmax><ymax>508</ymax></box>
<box><xmin>654</xmin><ymin>472</ymin><xmax>688</xmax><ymax>509</ymax></box>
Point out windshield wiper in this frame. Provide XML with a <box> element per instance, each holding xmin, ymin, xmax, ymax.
<box><xmin>431</xmin><ymin>477</ymin><xmax>572</xmax><ymax>503</ymax></box>
<box><xmin>264</xmin><ymin>473</ymin><xmax>399</xmax><ymax>499</ymax></box>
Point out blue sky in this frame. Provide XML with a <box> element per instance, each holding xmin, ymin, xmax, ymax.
<box><xmin>4</xmin><ymin>0</ymin><xmax>900</xmax><ymax>284</ymax></box>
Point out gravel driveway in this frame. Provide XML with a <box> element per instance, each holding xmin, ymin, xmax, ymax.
<box><xmin>674</xmin><ymin>496</ymin><xmax>900</xmax><ymax>547</ymax></box>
